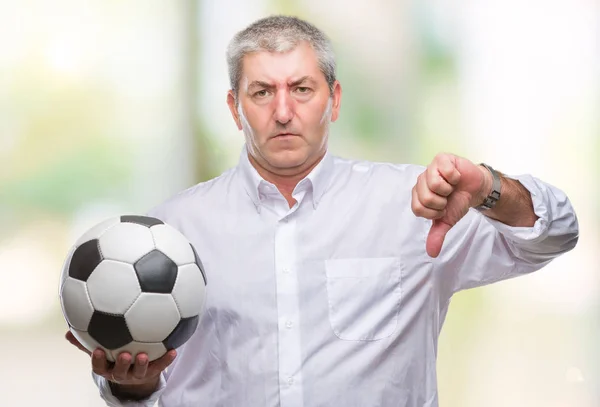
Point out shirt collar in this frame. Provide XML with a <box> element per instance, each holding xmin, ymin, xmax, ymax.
<box><xmin>238</xmin><ymin>144</ymin><xmax>334</xmax><ymax>212</ymax></box>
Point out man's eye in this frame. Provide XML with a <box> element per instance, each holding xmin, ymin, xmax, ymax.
<box><xmin>296</xmin><ymin>87</ymin><xmax>311</xmax><ymax>93</ymax></box>
<box><xmin>254</xmin><ymin>90</ymin><xmax>268</xmax><ymax>97</ymax></box>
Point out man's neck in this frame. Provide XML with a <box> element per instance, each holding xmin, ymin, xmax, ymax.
<box><xmin>248</xmin><ymin>152</ymin><xmax>325</xmax><ymax>207</ymax></box>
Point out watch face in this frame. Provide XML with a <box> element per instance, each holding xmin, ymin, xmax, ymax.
<box><xmin>484</xmin><ymin>198</ymin><xmax>496</xmax><ymax>208</ymax></box>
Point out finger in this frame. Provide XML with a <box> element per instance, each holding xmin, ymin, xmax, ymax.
<box><xmin>436</xmin><ymin>154</ymin><xmax>461</xmax><ymax>186</ymax></box>
<box><xmin>112</xmin><ymin>352</ymin><xmax>133</xmax><ymax>381</ymax></box>
<box><xmin>91</xmin><ymin>349</ymin><xmax>110</xmax><ymax>375</ymax></box>
<box><xmin>426</xmin><ymin>219</ymin><xmax>453</xmax><ymax>258</ymax></box>
<box><xmin>426</xmin><ymin>166</ymin><xmax>454</xmax><ymax>197</ymax></box>
<box><xmin>132</xmin><ymin>353</ymin><xmax>149</xmax><ymax>380</ymax></box>
<box><xmin>148</xmin><ymin>350</ymin><xmax>177</xmax><ymax>375</ymax></box>
<box><xmin>417</xmin><ymin>175</ymin><xmax>448</xmax><ymax>210</ymax></box>
<box><xmin>411</xmin><ymin>186</ymin><xmax>445</xmax><ymax>219</ymax></box>
<box><xmin>65</xmin><ymin>331</ymin><xmax>91</xmax><ymax>355</ymax></box>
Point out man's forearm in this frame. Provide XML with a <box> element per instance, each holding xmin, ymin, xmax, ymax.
<box><xmin>478</xmin><ymin>167</ymin><xmax>539</xmax><ymax>227</ymax></box>
<box><xmin>108</xmin><ymin>376</ymin><xmax>160</xmax><ymax>401</ymax></box>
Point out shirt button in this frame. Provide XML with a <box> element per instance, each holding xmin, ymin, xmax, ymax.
<box><xmin>282</xmin><ymin>267</ymin><xmax>291</xmax><ymax>274</ymax></box>
<box><xmin>285</xmin><ymin>320</ymin><xmax>293</xmax><ymax>329</ymax></box>
<box><xmin>287</xmin><ymin>377</ymin><xmax>294</xmax><ymax>385</ymax></box>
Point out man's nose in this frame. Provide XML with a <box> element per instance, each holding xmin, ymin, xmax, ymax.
<box><xmin>273</xmin><ymin>90</ymin><xmax>294</xmax><ymax>125</ymax></box>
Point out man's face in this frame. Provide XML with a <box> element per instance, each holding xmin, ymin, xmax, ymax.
<box><xmin>227</xmin><ymin>41</ymin><xmax>341</xmax><ymax>175</ymax></box>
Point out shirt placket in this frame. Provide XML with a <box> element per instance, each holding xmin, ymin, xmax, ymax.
<box><xmin>274</xmin><ymin>207</ymin><xmax>304</xmax><ymax>407</ymax></box>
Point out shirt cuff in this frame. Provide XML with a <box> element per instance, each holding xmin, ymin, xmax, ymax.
<box><xmin>93</xmin><ymin>372</ymin><xmax>167</xmax><ymax>407</ymax></box>
<box><xmin>478</xmin><ymin>174</ymin><xmax>550</xmax><ymax>245</ymax></box>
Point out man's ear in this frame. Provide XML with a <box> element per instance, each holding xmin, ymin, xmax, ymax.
<box><xmin>329</xmin><ymin>81</ymin><xmax>342</xmax><ymax>122</ymax></box>
<box><xmin>227</xmin><ymin>90</ymin><xmax>242</xmax><ymax>130</ymax></box>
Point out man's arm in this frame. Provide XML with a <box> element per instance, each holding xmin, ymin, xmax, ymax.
<box><xmin>108</xmin><ymin>377</ymin><xmax>161</xmax><ymax>401</ymax></box>
<box><xmin>92</xmin><ymin>372</ymin><xmax>168</xmax><ymax>407</ymax></box>
<box><xmin>475</xmin><ymin>164</ymin><xmax>539</xmax><ymax>228</ymax></box>
<box><xmin>412</xmin><ymin>153</ymin><xmax>578</xmax><ymax>258</ymax></box>
<box><xmin>411</xmin><ymin>152</ymin><xmax>579</xmax><ymax>298</ymax></box>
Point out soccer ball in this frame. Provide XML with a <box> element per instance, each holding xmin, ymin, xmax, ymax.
<box><xmin>59</xmin><ymin>215</ymin><xmax>207</xmax><ymax>362</ymax></box>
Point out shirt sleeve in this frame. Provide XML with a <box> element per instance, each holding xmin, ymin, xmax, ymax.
<box><xmin>92</xmin><ymin>372</ymin><xmax>167</xmax><ymax>407</ymax></box>
<box><xmin>434</xmin><ymin>173</ymin><xmax>579</xmax><ymax>300</ymax></box>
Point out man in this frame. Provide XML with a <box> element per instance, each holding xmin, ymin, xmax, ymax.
<box><xmin>66</xmin><ymin>15</ymin><xmax>579</xmax><ymax>407</ymax></box>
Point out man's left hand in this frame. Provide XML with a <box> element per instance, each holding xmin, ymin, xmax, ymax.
<box><xmin>412</xmin><ymin>153</ymin><xmax>492</xmax><ymax>258</ymax></box>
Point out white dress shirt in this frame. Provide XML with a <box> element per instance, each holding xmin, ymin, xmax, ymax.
<box><xmin>94</xmin><ymin>145</ymin><xmax>578</xmax><ymax>407</ymax></box>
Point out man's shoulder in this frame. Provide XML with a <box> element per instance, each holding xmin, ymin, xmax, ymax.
<box><xmin>146</xmin><ymin>167</ymin><xmax>236</xmax><ymax>220</ymax></box>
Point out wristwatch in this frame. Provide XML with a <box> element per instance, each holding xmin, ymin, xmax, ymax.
<box><xmin>477</xmin><ymin>163</ymin><xmax>502</xmax><ymax>210</ymax></box>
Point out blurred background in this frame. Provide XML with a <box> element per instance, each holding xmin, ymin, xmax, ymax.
<box><xmin>1</xmin><ymin>0</ymin><xmax>598</xmax><ymax>406</ymax></box>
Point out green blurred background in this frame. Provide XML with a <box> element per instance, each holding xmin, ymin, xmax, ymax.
<box><xmin>1</xmin><ymin>1</ymin><xmax>598</xmax><ymax>406</ymax></box>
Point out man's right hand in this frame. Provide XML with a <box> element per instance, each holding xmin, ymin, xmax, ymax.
<box><xmin>65</xmin><ymin>331</ymin><xmax>176</xmax><ymax>400</ymax></box>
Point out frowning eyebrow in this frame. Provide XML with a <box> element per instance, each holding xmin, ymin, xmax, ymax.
<box><xmin>289</xmin><ymin>76</ymin><xmax>317</xmax><ymax>87</ymax></box>
<box><xmin>247</xmin><ymin>80</ymin><xmax>274</xmax><ymax>90</ymax></box>
<box><xmin>247</xmin><ymin>76</ymin><xmax>317</xmax><ymax>91</ymax></box>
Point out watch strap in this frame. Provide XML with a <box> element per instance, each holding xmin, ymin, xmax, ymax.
<box><xmin>477</xmin><ymin>163</ymin><xmax>501</xmax><ymax>210</ymax></box>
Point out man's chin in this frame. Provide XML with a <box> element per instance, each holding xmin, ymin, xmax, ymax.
<box><xmin>267</xmin><ymin>150</ymin><xmax>308</xmax><ymax>169</ymax></box>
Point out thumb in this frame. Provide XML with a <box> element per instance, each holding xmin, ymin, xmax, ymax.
<box><xmin>426</xmin><ymin>219</ymin><xmax>453</xmax><ymax>258</ymax></box>
<box><xmin>65</xmin><ymin>331</ymin><xmax>92</xmax><ymax>355</ymax></box>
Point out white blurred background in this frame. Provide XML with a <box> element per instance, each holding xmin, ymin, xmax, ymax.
<box><xmin>0</xmin><ymin>0</ymin><xmax>598</xmax><ymax>406</ymax></box>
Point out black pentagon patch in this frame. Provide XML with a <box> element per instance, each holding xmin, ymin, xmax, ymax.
<box><xmin>88</xmin><ymin>311</ymin><xmax>132</xmax><ymax>350</ymax></box>
<box><xmin>134</xmin><ymin>250</ymin><xmax>178</xmax><ymax>293</ymax></box>
<box><xmin>163</xmin><ymin>315</ymin><xmax>199</xmax><ymax>350</ymax></box>
<box><xmin>190</xmin><ymin>244</ymin><xmax>207</xmax><ymax>285</ymax></box>
<box><xmin>69</xmin><ymin>240</ymin><xmax>103</xmax><ymax>282</ymax></box>
<box><xmin>120</xmin><ymin>215</ymin><xmax>163</xmax><ymax>228</ymax></box>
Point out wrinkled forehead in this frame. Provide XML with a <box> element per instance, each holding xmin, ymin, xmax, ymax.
<box><xmin>239</xmin><ymin>42</ymin><xmax>325</xmax><ymax>89</ymax></box>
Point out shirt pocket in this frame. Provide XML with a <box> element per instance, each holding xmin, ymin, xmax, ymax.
<box><xmin>324</xmin><ymin>257</ymin><xmax>402</xmax><ymax>341</ymax></box>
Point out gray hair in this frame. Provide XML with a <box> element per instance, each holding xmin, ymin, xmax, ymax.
<box><xmin>226</xmin><ymin>15</ymin><xmax>336</xmax><ymax>101</ymax></box>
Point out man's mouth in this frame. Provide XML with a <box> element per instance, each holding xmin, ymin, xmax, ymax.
<box><xmin>272</xmin><ymin>133</ymin><xmax>298</xmax><ymax>139</ymax></box>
